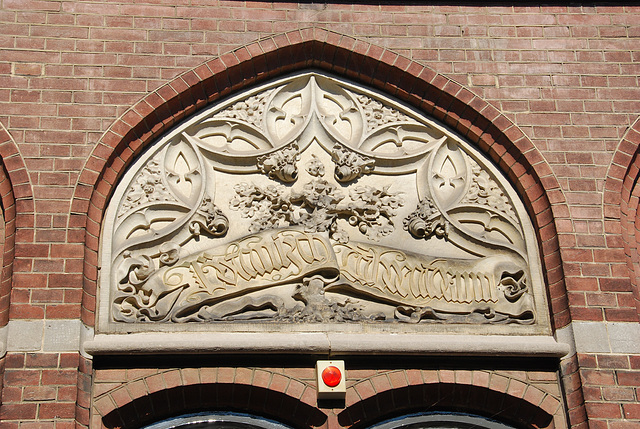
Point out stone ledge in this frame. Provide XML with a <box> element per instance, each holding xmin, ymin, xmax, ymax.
<box><xmin>84</xmin><ymin>333</ymin><xmax>569</xmax><ymax>357</ymax></box>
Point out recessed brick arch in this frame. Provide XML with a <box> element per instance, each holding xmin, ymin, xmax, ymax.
<box><xmin>71</xmin><ymin>27</ymin><xmax>569</xmax><ymax>330</ymax></box>
<box><xmin>93</xmin><ymin>368</ymin><xmax>327</xmax><ymax>428</ymax></box>
<box><xmin>0</xmin><ymin>123</ymin><xmax>33</xmax><ymax>327</ymax></box>
<box><xmin>342</xmin><ymin>382</ymin><xmax>558</xmax><ymax>429</ymax></box>
<box><xmin>609</xmin><ymin>117</ymin><xmax>640</xmax><ymax>319</ymax></box>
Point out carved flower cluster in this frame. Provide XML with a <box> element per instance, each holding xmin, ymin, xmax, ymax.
<box><xmin>229</xmin><ymin>179</ymin><xmax>403</xmax><ymax>241</ymax></box>
<box><xmin>347</xmin><ymin>185</ymin><xmax>404</xmax><ymax>240</ymax></box>
<box><xmin>119</xmin><ymin>159</ymin><xmax>174</xmax><ymax>217</ymax></box>
<box><xmin>229</xmin><ymin>183</ymin><xmax>293</xmax><ymax>233</ymax></box>
<box><xmin>404</xmin><ymin>197</ymin><xmax>448</xmax><ymax>239</ymax></box>
<box><xmin>356</xmin><ymin>94</ymin><xmax>411</xmax><ymax>130</ymax></box>
<box><xmin>217</xmin><ymin>89</ymin><xmax>273</xmax><ymax>127</ymax></box>
<box><xmin>462</xmin><ymin>162</ymin><xmax>516</xmax><ymax>220</ymax></box>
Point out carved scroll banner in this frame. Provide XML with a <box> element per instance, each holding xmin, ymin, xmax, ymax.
<box><xmin>100</xmin><ymin>71</ymin><xmax>549</xmax><ymax>331</ymax></box>
<box><xmin>114</xmin><ymin>229</ymin><xmax>339</xmax><ymax>322</ymax></box>
<box><xmin>113</xmin><ymin>228</ymin><xmax>534</xmax><ymax>323</ymax></box>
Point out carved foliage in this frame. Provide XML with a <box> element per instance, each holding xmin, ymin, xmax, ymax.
<box><xmin>229</xmin><ymin>176</ymin><xmax>404</xmax><ymax>242</ymax></box>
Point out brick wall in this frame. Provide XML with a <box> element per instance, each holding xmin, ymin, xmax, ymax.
<box><xmin>0</xmin><ymin>2</ymin><xmax>639</xmax><ymax>427</ymax></box>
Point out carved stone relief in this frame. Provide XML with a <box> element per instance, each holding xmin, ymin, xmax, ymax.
<box><xmin>99</xmin><ymin>72</ymin><xmax>548</xmax><ymax>332</ymax></box>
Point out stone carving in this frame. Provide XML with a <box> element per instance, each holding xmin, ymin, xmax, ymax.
<box><xmin>100</xmin><ymin>72</ymin><xmax>545</xmax><ymax>330</ymax></box>
<box><xmin>217</xmin><ymin>88</ymin><xmax>274</xmax><ymax>127</ymax></box>
<box><xmin>461</xmin><ymin>159</ymin><xmax>517</xmax><ymax>220</ymax></box>
<box><xmin>356</xmin><ymin>94</ymin><xmax>413</xmax><ymax>131</ymax></box>
<box><xmin>189</xmin><ymin>197</ymin><xmax>229</xmax><ymax>237</ymax></box>
<box><xmin>332</xmin><ymin>144</ymin><xmax>375</xmax><ymax>182</ymax></box>
<box><xmin>256</xmin><ymin>143</ymin><xmax>300</xmax><ymax>183</ymax></box>
<box><xmin>118</xmin><ymin>158</ymin><xmax>176</xmax><ymax>218</ymax></box>
<box><xmin>229</xmin><ymin>176</ymin><xmax>403</xmax><ymax>242</ymax></box>
<box><xmin>403</xmin><ymin>196</ymin><xmax>448</xmax><ymax>239</ymax></box>
<box><xmin>112</xmin><ymin>229</ymin><xmax>534</xmax><ymax>323</ymax></box>
<box><xmin>306</xmin><ymin>154</ymin><xmax>325</xmax><ymax>177</ymax></box>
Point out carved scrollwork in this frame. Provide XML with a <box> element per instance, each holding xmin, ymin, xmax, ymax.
<box><xmin>403</xmin><ymin>197</ymin><xmax>449</xmax><ymax>239</ymax></box>
<box><xmin>331</xmin><ymin>144</ymin><xmax>375</xmax><ymax>182</ymax></box>
<box><xmin>256</xmin><ymin>143</ymin><xmax>300</xmax><ymax>183</ymax></box>
<box><xmin>189</xmin><ymin>197</ymin><xmax>229</xmax><ymax>237</ymax></box>
<box><xmin>101</xmin><ymin>72</ymin><xmax>544</xmax><ymax>328</ymax></box>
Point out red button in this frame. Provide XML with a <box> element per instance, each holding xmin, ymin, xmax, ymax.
<box><xmin>321</xmin><ymin>365</ymin><xmax>342</xmax><ymax>387</ymax></box>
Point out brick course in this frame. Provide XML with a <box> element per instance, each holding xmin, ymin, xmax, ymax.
<box><xmin>0</xmin><ymin>2</ymin><xmax>639</xmax><ymax>427</ymax></box>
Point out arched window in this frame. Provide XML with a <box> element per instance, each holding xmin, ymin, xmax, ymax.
<box><xmin>144</xmin><ymin>411</ymin><xmax>517</xmax><ymax>429</ymax></box>
<box><xmin>369</xmin><ymin>412</ymin><xmax>517</xmax><ymax>429</ymax></box>
<box><xmin>143</xmin><ymin>412</ymin><xmax>292</xmax><ymax>429</ymax></box>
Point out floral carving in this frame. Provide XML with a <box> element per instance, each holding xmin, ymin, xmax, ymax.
<box><xmin>306</xmin><ymin>154</ymin><xmax>325</xmax><ymax>177</ymax></box>
<box><xmin>104</xmin><ymin>72</ymin><xmax>540</xmax><ymax>327</ymax></box>
<box><xmin>332</xmin><ymin>145</ymin><xmax>375</xmax><ymax>182</ymax></box>
<box><xmin>118</xmin><ymin>159</ymin><xmax>175</xmax><ymax>218</ymax></box>
<box><xmin>257</xmin><ymin>143</ymin><xmax>300</xmax><ymax>182</ymax></box>
<box><xmin>404</xmin><ymin>197</ymin><xmax>448</xmax><ymax>239</ymax></box>
<box><xmin>356</xmin><ymin>94</ymin><xmax>412</xmax><ymax>130</ymax></box>
<box><xmin>229</xmin><ymin>178</ymin><xmax>403</xmax><ymax>242</ymax></box>
<box><xmin>229</xmin><ymin>183</ymin><xmax>293</xmax><ymax>232</ymax></box>
<box><xmin>291</xmin><ymin>179</ymin><xmax>345</xmax><ymax>234</ymax></box>
<box><xmin>461</xmin><ymin>160</ymin><xmax>516</xmax><ymax>220</ymax></box>
<box><xmin>216</xmin><ymin>88</ymin><xmax>274</xmax><ymax>127</ymax></box>
<box><xmin>347</xmin><ymin>185</ymin><xmax>404</xmax><ymax>240</ymax></box>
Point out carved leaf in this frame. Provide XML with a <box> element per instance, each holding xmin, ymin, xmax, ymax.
<box><xmin>102</xmin><ymin>72</ymin><xmax>541</xmax><ymax>327</ymax></box>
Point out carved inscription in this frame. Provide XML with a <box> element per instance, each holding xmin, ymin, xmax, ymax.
<box><xmin>113</xmin><ymin>229</ymin><xmax>534</xmax><ymax>323</ymax></box>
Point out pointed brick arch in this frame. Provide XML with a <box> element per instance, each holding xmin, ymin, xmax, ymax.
<box><xmin>607</xmin><ymin>117</ymin><xmax>640</xmax><ymax>319</ymax></box>
<box><xmin>0</xmin><ymin>123</ymin><xmax>33</xmax><ymax>327</ymax></box>
<box><xmin>71</xmin><ymin>27</ymin><xmax>569</xmax><ymax>330</ymax></box>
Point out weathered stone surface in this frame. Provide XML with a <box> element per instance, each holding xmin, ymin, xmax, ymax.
<box><xmin>98</xmin><ymin>72</ymin><xmax>548</xmax><ymax>333</ymax></box>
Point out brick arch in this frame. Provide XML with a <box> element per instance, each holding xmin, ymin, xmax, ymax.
<box><xmin>341</xmin><ymin>369</ymin><xmax>562</xmax><ymax>429</ymax></box>
<box><xmin>0</xmin><ymin>123</ymin><xmax>33</xmax><ymax>327</ymax></box>
<box><xmin>608</xmin><ymin>117</ymin><xmax>640</xmax><ymax>318</ymax></box>
<box><xmin>93</xmin><ymin>368</ymin><xmax>327</xmax><ymax>428</ymax></box>
<box><xmin>72</xmin><ymin>27</ymin><xmax>569</xmax><ymax>330</ymax></box>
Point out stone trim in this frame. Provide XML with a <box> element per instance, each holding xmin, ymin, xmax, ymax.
<box><xmin>83</xmin><ymin>332</ymin><xmax>569</xmax><ymax>358</ymax></box>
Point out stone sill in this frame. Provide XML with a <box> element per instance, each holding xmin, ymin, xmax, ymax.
<box><xmin>84</xmin><ymin>333</ymin><xmax>569</xmax><ymax>357</ymax></box>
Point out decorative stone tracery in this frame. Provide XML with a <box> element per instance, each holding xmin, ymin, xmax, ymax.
<box><xmin>99</xmin><ymin>72</ymin><xmax>547</xmax><ymax>331</ymax></box>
